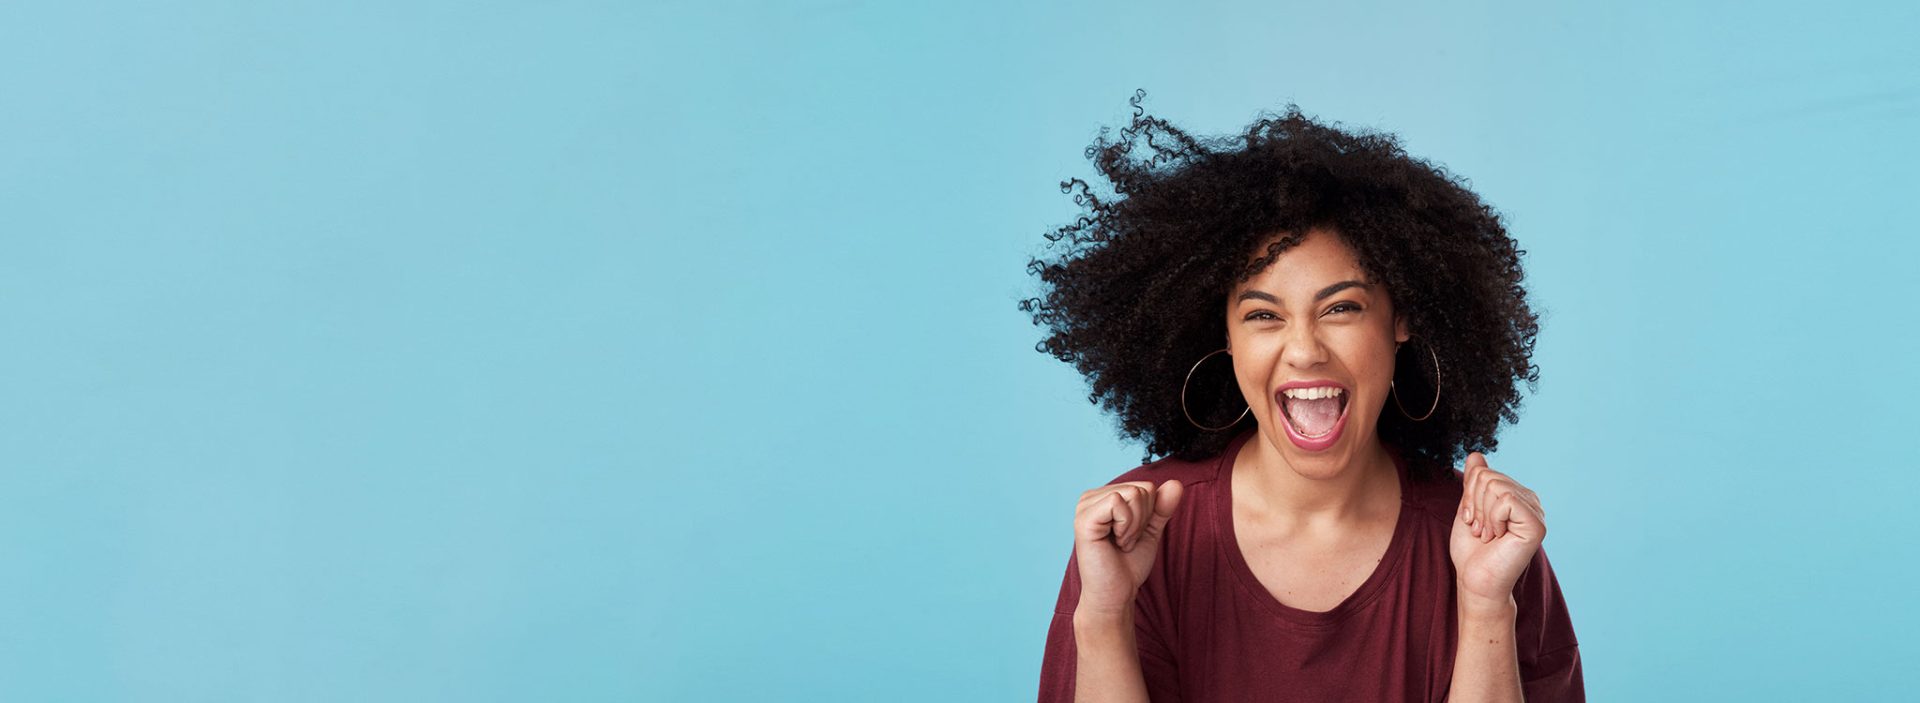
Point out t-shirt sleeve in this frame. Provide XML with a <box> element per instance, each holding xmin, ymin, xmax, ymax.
<box><xmin>1038</xmin><ymin>546</ymin><xmax>1183</xmax><ymax>702</ymax></box>
<box><xmin>1512</xmin><ymin>545</ymin><xmax>1585</xmax><ymax>702</ymax></box>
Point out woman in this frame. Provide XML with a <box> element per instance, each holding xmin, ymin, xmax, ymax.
<box><xmin>1021</xmin><ymin>92</ymin><xmax>1582</xmax><ymax>702</ymax></box>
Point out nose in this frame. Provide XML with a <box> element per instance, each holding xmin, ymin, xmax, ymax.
<box><xmin>1279</xmin><ymin>319</ymin><xmax>1331</xmax><ymax>369</ymax></box>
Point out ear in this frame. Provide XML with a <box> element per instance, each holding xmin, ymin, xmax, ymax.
<box><xmin>1393</xmin><ymin>313</ymin><xmax>1410</xmax><ymax>345</ymax></box>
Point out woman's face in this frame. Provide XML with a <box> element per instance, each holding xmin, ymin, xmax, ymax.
<box><xmin>1225</xmin><ymin>228</ymin><xmax>1409</xmax><ymax>477</ymax></box>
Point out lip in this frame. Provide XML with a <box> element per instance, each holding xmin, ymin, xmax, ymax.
<box><xmin>1273</xmin><ymin>380</ymin><xmax>1351</xmax><ymax>452</ymax></box>
<box><xmin>1276</xmin><ymin>379</ymin><xmax>1350</xmax><ymax>392</ymax></box>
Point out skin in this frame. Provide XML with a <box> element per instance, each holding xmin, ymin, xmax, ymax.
<box><xmin>1226</xmin><ymin>227</ymin><xmax>1408</xmax><ymax>525</ymax></box>
<box><xmin>1069</xmin><ymin>228</ymin><xmax>1550</xmax><ymax>702</ymax></box>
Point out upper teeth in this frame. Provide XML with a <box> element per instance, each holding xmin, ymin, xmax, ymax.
<box><xmin>1283</xmin><ymin>387</ymin><xmax>1345</xmax><ymax>400</ymax></box>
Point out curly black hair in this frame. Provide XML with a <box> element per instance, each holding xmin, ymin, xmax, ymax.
<box><xmin>1018</xmin><ymin>90</ymin><xmax>1541</xmax><ymax>477</ymax></box>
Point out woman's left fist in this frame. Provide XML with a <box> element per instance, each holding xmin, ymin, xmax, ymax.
<box><xmin>1449</xmin><ymin>451</ymin><xmax>1548</xmax><ymax>612</ymax></box>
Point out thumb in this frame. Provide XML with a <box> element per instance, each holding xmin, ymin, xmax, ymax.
<box><xmin>1146</xmin><ymin>480</ymin><xmax>1184</xmax><ymax>535</ymax></box>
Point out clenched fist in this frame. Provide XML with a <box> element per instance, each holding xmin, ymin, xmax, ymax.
<box><xmin>1449</xmin><ymin>451</ymin><xmax>1548</xmax><ymax>613</ymax></box>
<box><xmin>1073</xmin><ymin>479</ymin><xmax>1185</xmax><ymax>619</ymax></box>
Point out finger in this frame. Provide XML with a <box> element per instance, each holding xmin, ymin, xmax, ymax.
<box><xmin>1473</xmin><ymin>475</ymin><xmax>1491</xmax><ymax>541</ymax></box>
<box><xmin>1112</xmin><ymin>486</ymin><xmax>1143</xmax><ymax>549</ymax></box>
<box><xmin>1124</xmin><ymin>484</ymin><xmax>1156</xmax><ymax>550</ymax></box>
<box><xmin>1474</xmin><ymin>471</ymin><xmax>1514</xmax><ymax>541</ymax></box>
<box><xmin>1463</xmin><ymin>453</ymin><xmax>1496</xmax><ymax>522</ymax></box>
<box><xmin>1121</xmin><ymin>484</ymin><xmax>1152</xmax><ymax>549</ymax></box>
<box><xmin>1489</xmin><ymin>492</ymin><xmax>1515</xmax><ymax>539</ymax></box>
<box><xmin>1490</xmin><ymin>480</ymin><xmax>1537</xmax><ymax>541</ymax></box>
<box><xmin>1468</xmin><ymin>479</ymin><xmax>1482</xmax><ymax>538</ymax></box>
<box><xmin>1104</xmin><ymin>492</ymin><xmax>1129</xmax><ymax>546</ymax></box>
<box><xmin>1496</xmin><ymin>492</ymin><xmax>1540</xmax><ymax>540</ymax></box>
<box><xmin>1506</xmin><ymin>491</ymin><xmax>1545</xmax><ymax>538</ymax></box>
<box><xmin>1074</xmin><ymin>490</ymin><xmax>1123</xmax><ymax>545</ymax></box>
<box><xmin>1476</xmin><ymin>476</ymin><xmax>1511</xmax><ymax>543</ymax></box>
<box><xmin>1515</xmin><ymin>487</ymin><xmax>1544</xmax><ymax>524</ymax></box>
<box><xmin>1459</xmin><ymin>460</ymin><xmax>1481</xmax><ymax>524</ymax></box>
<box><xmin>1145</xmin><ymin>480</ymin><xmax>1184</xmax><ymax>539</ymax></box>
<box><xmin>1467</xmin><ymin>462</ymin><xmax>1499</xmax><ymax>525</ymax></box>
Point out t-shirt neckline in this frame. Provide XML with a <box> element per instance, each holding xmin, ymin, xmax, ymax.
<box><xmin>1211</xmin><ymin>427</ymin><xmax>1416</xmax><ymax>629</ymax></box>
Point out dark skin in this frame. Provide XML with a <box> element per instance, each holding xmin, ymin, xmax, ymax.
<box><xmin>1224</xmin><ymin>227</ymin><xmax>1406</xmax><ymax>613</ymax></box>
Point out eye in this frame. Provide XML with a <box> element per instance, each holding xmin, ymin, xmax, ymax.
<box><xmin>1245</xmin><ymin>310</ymin><xmax>1279</xmax><ymax>322</ymax></box>
<box><xmin>1325</xmin><ymin>302</ymin><xmax>1361</xmax><ymax>316</ymax></box>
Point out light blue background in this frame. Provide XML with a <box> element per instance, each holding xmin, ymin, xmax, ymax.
<box><xmin>2</xmin><ymin>1</ymin><xmax>1915</xmax><ymax>700</ymax></box>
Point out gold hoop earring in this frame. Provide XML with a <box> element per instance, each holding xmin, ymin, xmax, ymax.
<box><xmin>1181</xmin><ymin>348</ymin><xmax>1250</xmax><ymax>432</ymax></box>
<box><xmin>1390</xmin><ymin>339</ymin><xmax>1441</xmax><ymax>422</ymax></box>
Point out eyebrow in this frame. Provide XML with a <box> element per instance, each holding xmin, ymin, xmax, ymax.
<box><xmin>1235</xmin><ymin>280</ymin><xmax>1371</xmax><ymax>306</ymax></box>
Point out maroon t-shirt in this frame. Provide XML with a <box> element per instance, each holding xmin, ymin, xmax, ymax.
<box><xmin>1038</xmin><ymin>428</ymin><xmax>1583</xmax><ymax>702</ymax></box>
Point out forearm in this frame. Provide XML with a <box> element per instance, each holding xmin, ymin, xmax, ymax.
<box><xmin>1072</xmin><ymin>610</ymin><xmax>1150</xmax><ymax>703</ymax></box>
<box><xmin>1446</xmin><ymin>591</ymin><xmax>1523</xmax><ymax>702</ymax></box>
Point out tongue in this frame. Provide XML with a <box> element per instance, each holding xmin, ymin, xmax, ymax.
<box><xmin>1285</xmin><ymin>397</ymin><xmax>1342</xmax><ymax>436</ymax></box>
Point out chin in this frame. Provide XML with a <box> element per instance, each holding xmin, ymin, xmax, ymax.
<box><xmin>1258</xmin><ymin>422</ymin><xmax>1343</xmax><ymax>475</ymax></box>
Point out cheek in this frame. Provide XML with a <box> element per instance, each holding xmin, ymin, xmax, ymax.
<box><xmin>1330</xmin><ymin>332</ymin><xmax>1399</xmax><ymax>382</ymax></box>
<box><xmin>1231</xmin><ymin>358</ymin><xmax>1264</xmax><ymax>392</ymax></box>
<box><xmin>1229</xmin><ymin>355</ymin><xmax>1274</xmax><ymax>407</ymax></box>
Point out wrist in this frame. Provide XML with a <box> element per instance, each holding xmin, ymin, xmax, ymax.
<box><xmin>1073</xmin><ymin>605</ymin><xmax>1134</xmax><ymax>632</ymax></box>
<box><xmin>1456</xmin><ymin>587</ymin><xmax>1518</xmax><ymax>624</ymax></box>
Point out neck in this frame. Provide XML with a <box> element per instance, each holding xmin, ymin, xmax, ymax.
<box><xmin>1236</xmin><ymin>428</ymin><xmax>1399</xmax><ymax>525</ymax></box>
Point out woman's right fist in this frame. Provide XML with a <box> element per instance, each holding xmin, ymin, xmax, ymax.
<box><xmin>1072</xmin><ymin>479</ymin><xmax>1184</xmax><ymax>618</ymax></box>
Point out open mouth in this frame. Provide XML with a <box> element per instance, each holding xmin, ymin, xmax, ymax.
<box><xmin>1277</xmin><ymin>385</ymin><xmax>1350</xmax><ymax>450</ymax></box>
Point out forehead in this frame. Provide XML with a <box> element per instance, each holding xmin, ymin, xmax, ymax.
<box><xmin>1236</xmin><ymin>228</ymin><xmax>1368</xmax><ymax>290</ymax></box>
